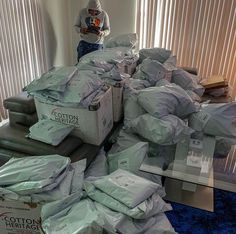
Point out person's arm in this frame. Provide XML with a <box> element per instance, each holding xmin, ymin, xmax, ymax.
<box><xmin>101</xmin><ymin>12</ymin><xmax>110</xmax><ymax>37</ymax></box>
<box><xmin>74</xmin><ymin>11</ymin><xmax>88</xmax><ymax>34</ymax></box>
<box><xmin>74</xmin><ymin>13</ymin><xmax>82</xmax><ymax>34</ymax></box>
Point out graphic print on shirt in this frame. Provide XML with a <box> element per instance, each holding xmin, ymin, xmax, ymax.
<box><xmin>85</xmin><ymin>17</ymin><xmax>101</xmax><ymax>34</ymax></box>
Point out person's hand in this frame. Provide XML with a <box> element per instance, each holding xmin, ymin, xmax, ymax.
<box><xmin>96</xmin><ymin>30</ymin><xmax>104</xmax><ymax>37</ymax></box>
<box><xmin>80</xmin><ymin>28</ymin><xmax>88</xmax><ymax>34</ymax></box>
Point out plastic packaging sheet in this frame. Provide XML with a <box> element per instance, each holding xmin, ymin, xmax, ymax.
<box><xmin>133</xmin><ymin>58</ymin><xmax>169</xmax><ymax>86</ymax></box>
<box><xmin>42</xmin><ymin>195</ymin><xmax>174</xmax><ymax>234</ymax></box>
<box><xmin>31</xmin><ymin>70</ymin><xmax>103</xmax><ymax>108</ymax></box>
<box><xmin>79</xmin><ymin>47</ymin><xmax>134</xmax><ymax>64</ymax></box>
<box><xmin>108</xmin><ymin>141</ymin><xmax>163</xmax><ymax>186</ymax></box>
<box><xmin>85</xmin><ymin>149</ymin><xmax>108</xmax><ymax>179</ymax></box>
<box><xmin>70</xmin><ymin>159</ymin><xmax>87</xmax><ymax>194</ymax></box>
<box><xmin>30</xmin><ymin>159</ymin><xmax>86</xmax><ymax>202</ymax></box>
<box><xmin>0</xmin><ymin>155</ymin><xmax>70</xmax><ymax>193</ymax></box>
<box><xmin>92</xmin><ymin>169</ymin><xmax>160</xmax><ymax>208</ymax></box>
<box><xmin>144</xmin><ymin>213</ymin><xmax>177</xmax><ymax>234</ymax></box>
<box><xmin>163</xmin><ymin>55</ymin><xmax>177</xmax><ymax>67</ymax></box>
<box><xmin>27</xmin><ymin>119</ymin><xmax>74</xmax><ymax>146</ymax></box>
<box><xmin>128</xmin><ymin>114</ymin><xmax>193</xmax><ymax>145</ymax></box>
<box><xmin>127</xmin><ymin>78</ymin><xmax>151</xmax><ymax>90</ymax></box>
<box><xmin>94</xmin><ymin>202</ymin><xmax>173</xmax><ymax>234</ymax></box>
<box><xmin>123</xmin><ymin>88</ymin><xmax>146</xmax><ymax>128</ymax></box>
<box><xmin>172</xmin><ymin>69</ymin><xmax>205</xmax><ymax>96</ymax></box>
<box><xmin>109</xmin><ymin>130</ymin><xmax>142</xmax><ymax>154</ymax></box>
<box><xmin>137</xmin><ymin>84</ymin><xmax>197</xmax><ymax>119</ymax></box>
<box><xmin>100</xmin><ymin>66</ymin><xmax>123</xmax><ymax>81</ymax></box>
<box><xmin>108</xmin><ymin>142</ymin><xmax>148</xmax><ymax>174</ymax></box>
<box><xmin>42</xmin><ymin>198</ymin><xmax>104</xmax><ymax>234</ymax></box>
<box><xmin>84</xmin><ymin>181</ymin><xmax>171</xmax><ymax>219</ymax></box>
<box><xmin>41</xmin><ymin>192</ymin><xmax>83</xmax><ymax>221</ymax></box>
<box><xmin>25</xmin><ymin>66</ymin><xmax>77</xmax><ymax>93</ymax></box>
<box><xmin>31</xmin><ymin>165</ymin><xmax>74</xmax><ymax>202</ymax></box>
<box><xmin>189</xmin><ymin>103</ymin><xmax>236</xmax><ymax>138</ymax></box>
<box><xmin>59</xmin><ymin>70</ymin><xmax>103</xmax><ymax>105</ymax></box>
<box><xmin>139</xmin><ymin>47</ymin><xmax>172</xmax><ymax>63</ymax></box>
<box><xmin>155</xmin><ymin>79</ymin><xmax>171</xmax><ymax>87</ymax></box>
<box><xmin>105</xmin><ymin>33</ymin><xmax>138</xmax><ymax>49</ymax></box>
<box><xmin>186</xmin><ymin>90</ymin><xmax>202</xmax><ymax>102</ymax></box>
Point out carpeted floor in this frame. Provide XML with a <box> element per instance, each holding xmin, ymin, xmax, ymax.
<box><xmin>166</xmin><ymin>189</ymin><xmax>236</xmax><ymax>234</ymax></box>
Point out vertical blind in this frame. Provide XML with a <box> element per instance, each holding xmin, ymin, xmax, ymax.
<box><xmin>136</xmin><ymin>0</ymin><xmax>236</xmax><ymax>98</ymax></box>
<box><xmin>0</xmin><ymin>0</ymin><xmax>48</xmax><ymax>120</ymax></box>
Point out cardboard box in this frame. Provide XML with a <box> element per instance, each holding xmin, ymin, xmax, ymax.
<box><xmin>0</xmin><ymin>199</ymin><xmax>43</xmax><ymax>234</ymax></box>
<box><xmin>34</xmin><ymin>87</ymin><xmax>113</xmax><ymax>146</ymax></box>
<box><xmin>201</xmin><ymin>75</ymin><xmax>227</xmax><ymax>89</ymax></box>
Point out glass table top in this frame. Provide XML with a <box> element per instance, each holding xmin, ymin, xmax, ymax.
<box><xmin>140</xmin><ymin>135</ymin><xmax>236</xmax><ymax>193</ymax></box>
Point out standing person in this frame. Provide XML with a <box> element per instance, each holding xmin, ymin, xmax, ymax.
<box><xmin>74</xmin><ymin>0</ymin><xmax>110</xmax><ymax>62</ymax></box>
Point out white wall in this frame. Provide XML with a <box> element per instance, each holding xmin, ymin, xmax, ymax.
<box><xmin>41</xmin><ymin>0</ymin><xmax>137</xmax><ymax>66</ymax></box>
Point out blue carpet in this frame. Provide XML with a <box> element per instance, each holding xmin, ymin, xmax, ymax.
<box><xmin>166</xmin><ymin>189</ymin><xmax>236</xmax><ymax>234</ymax></box>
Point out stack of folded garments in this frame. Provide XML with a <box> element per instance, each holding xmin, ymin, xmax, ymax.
<box><xmin>42</xmin><ymin>169</ymin><xmax>176</xmax><ymax>234</ymax></box>
<box><xmin>0</xmin><ymin>155</ymin><xmax>86</xmax><ymax>203</ymax></box>
<box><xmin>3</xmin><ymin>91</ymin><xmax>38</xmax><ymax>127</ymax></box>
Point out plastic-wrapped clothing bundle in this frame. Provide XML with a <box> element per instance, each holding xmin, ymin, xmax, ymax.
<box><xmin>70</xmin><ymin>159</ymin><xmax>87</xmax><ymax>194</ymax></box>
<box><xmin>163</xmin><ymin>55</ymin><xmax>177</xmax><ymax>67</ymax></box>
<box><xmin>31</xmin><ymin>70</ymin><xmax>104</xmax><ymax>108</ymax></box>
<box><xmin>94</xmin><ymin>202</ymin><xmax>174</xmax><ymax>234</ymax></box>
<box><xmin>79</xmin><ymin>47</ymin><xmax>134</xmax><ymax>64</ymax></box>
<box><xmin>100</xmin><ymin>66</ymin><xmax>123</xmax><ymax>81</ymax></box>
<box><xmin>108</xmin><ymin>142</ymin><xmax>148</xmax><ymax>173</ymax></box>
<box><xmin>186</xmin><ymin>90</ymin><xmax>202</xmax><ymax>102</ymax></box>
<box><xmin>123</xmin><ymin>88</ymin><xmax>146</xmax><ymax>128</ymax></box>
<box><xmin>76</xmin><ymin>63</ymin><xmax>106</xmax><ymax>74</ymax></box>
<box><xmin>60</xmin><ymin>70</ymin><xmax>103</xmax><ymax>105</ymax></box>
<box><xmin>172</xmin><ymin>69</ymin><xmax>205</xmax><ymax>96</ymax></box>
<box><xmin>41</xmin><ymin>192</ymin><xmax>83</xmax><ymax>222</ymax></box>
<box><xmin>127</xmin><ymin>78</ymin><xmax>151</xmax><ymax>90</ymax></box>
<box><xmin>108</xmin><ymin>141</ymin><xmax>163</xmax><ymax>186</ymax></box>
<box><xmin>0</xmin><ymin>187</ymin><xmax>20</xmax><ymax>201</ymax></box>
<box><xmin>29</xmin><ymin>159</ymin><xmax>86</xmax><ymax>203</ymax></box>
<box><xmin>105</xmin><ymin>33</ymin><xmax>138</xmax><ymax>49</ymax></box>
<box><xmin>137</xmin><ymin>84</ymin><xmax>197</xmax><ymax>119</ymax></box>
<box><xmin>85</xmin><ymin>149</ymin><xmax>108</xmax><ymax>179</ymax></box>
<box><xmin>189</xmin><ymin>103</ymin><xmax>236</xmax><ymax>138</ymax></box>
<box><xmin>162</xmin><ymin>56</ymin><xmax>177</xmax><ymax>82</ymax></box>
<box><xmin>128</xmin><ymin>114</ymin><xmax>193</xmax><ymax>145</ymax></box>
<box><xmin>27</xmin><ymin>119</ymin><xmax>74</xmax><ymax>146</ymax></box>
<box><xmin>92</xmin><ymin>169</ymin><xmax>160</xmax><ymax>208</ymax></box>
<box><xmin>108</xmin><ymin>130</ymin><xmax>166</xmax><ymax>188</ymax></box>
<box><xmin>42</xmin><ymin>198</ymin><xmax>104</xmax><ymax>234</ymax></box>
<box><xmin>139</xmin><ymin>47</ymin><xmax>172</xmax><ymax>63</ymax></box>
<box><xmin>31</xmin><ymin>164</ymin><xmax>74</xmax><ymax>202</ymax></box>
<box><xmin>92</xmin><ymin>60</ymin><xmax>116</xmax><ymax>72</ymax></box>
<box><xmin>133</xmin><ymin>58</ymin><xmax>169</xmax><ymax>85</ymax></box>
<box><xmin>0</xmin><ymin>155</ymin><xmax>70</xmax><ymax>195</ymax></box>
<box><xmin>109</xmin><ymin>130</ymin><xmax>142</xmax><ymax>154</ymax></box>
<box><xmin>25</xmin><ymin>66</ymin><xmax>77</xmax><ymax>93</ymax></box>
<box><xmin>84</xmin><ymin>181</ymin><xmax>171</xmax><ymax>219</ymax></box>
<box><xmin>155</xmin><ymin>78</ymin><xmax>171</xmax><ymax>87</ymax></box>
<box><xmin>144</xmin><ymin>213</ymin><xmax>177</xmax><ymax>234</ymax></box>
<box><xmin>42</xmin><ymin>194</ymin><xmax>174</xmax><ymax>234</ymax></box>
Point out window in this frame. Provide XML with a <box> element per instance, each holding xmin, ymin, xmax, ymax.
<box><xmin>0</xmin><ymin>0</ymin><xmax>48</xmax><ymax>121</ymax></box>
<box><xmin>136</xmin><ymin>0</ymin><xmax>236</xmax><ymax>98</ymax></box>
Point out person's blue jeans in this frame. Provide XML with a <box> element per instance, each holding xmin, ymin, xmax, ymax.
<box><xmin>77</xmin><ymin>40</ymin><xmax>103</xmax><ymax>62</ymax></box>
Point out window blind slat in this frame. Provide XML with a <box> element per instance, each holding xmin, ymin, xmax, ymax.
<box><xmin>136</xmin><ymin>0</ymin><xmax>236</xmax><ymax>98</ymax></box>
<box><xmin>0</xmin><ymin>0</ymin><xmax>48</xmax><ymax>120</ymax></box>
